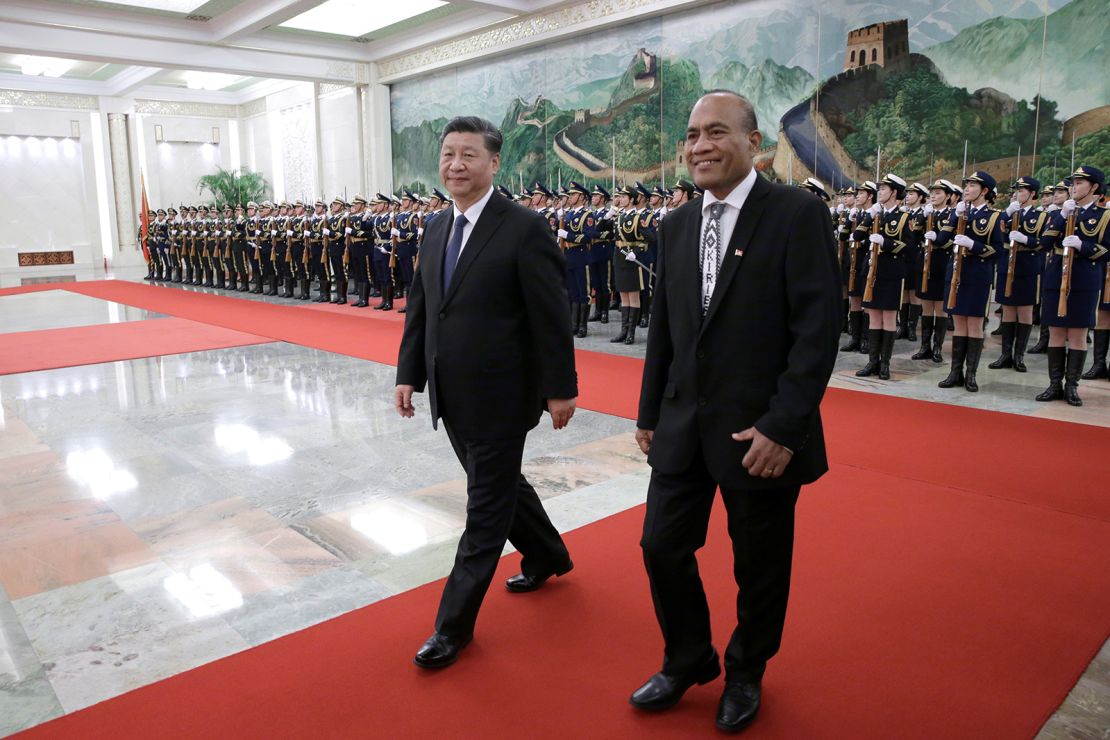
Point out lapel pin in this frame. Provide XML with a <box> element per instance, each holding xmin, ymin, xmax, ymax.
<box><xmin>734</xmin><ymin>249</ymin><xmax>743</xmax><ymax>257</ymax></box>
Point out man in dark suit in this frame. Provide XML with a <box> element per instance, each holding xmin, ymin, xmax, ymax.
<box><xmin>631</xmin><ymin>91</ymin><xmax>841</xmax><ymax>732</ymax></box>
<box><xmin>395</xmin><ymin>116</ymin><xmax>579</xmax><ymax>669</ymax></box>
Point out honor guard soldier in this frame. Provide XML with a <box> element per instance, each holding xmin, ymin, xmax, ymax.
<box><xmin>988</xmin><ymin>176</ymin><xmax>1046</xmax><ymax>372</ymax></box>
<box><xmin>167</xmin><ymin>207</ymin><xmax>183</xmax><ymax>282</ymax></box>
<box><xmin>557</xmin><ymin>181</ymin><xmax>595</xmax><ymax>338</ymax></box>
<box><xmin>268</xmin><ymin>202</ymin><xmax>287</xmax><ymax>297</ymax></box>
<box><xmin>855</xmin><ymin>174</ymin><xmax>918</xmax><ymax>380</ymax></box>
<box><xmin>632</xmin><ymin>182</ymin><xmax>659</xmax><ymax>328</ymax></box>
<box><xmin>196</xmin><ymin>207</ymin><xmax>212</xmax><ymax>287</ymax></box>
<box><xmin>611</xmin><ymin>185</ymin><xmax>653</xmax><ymax>344</ymax></box>
<box><xmin>152</xmin><ymin>209</ymin><xmax>168</xmax><ymax>281</ymax></box>
<box><xmin>345</xmin><ymin>195</ymin><xmax>373</xmax><ymax>308</ymax></box>
<box><xmin>371</xmin><ymin>194</ymin><xmax>395</xmax><ymax>310</ymax></box>
<box><xmin>1029</xmin><ymin>181</ymin><xmax>1074</xmax><ymax>353</ymax></box>
<box><xmin>833</xmin><ymin>187</ymin><xmax>855</xmax><ymax>331</ymax></box>
<box><xmin>423</xmin><ymin>188</ymin><xmax>449</xmax><ymax>232</ymax></box>
<box><xmin>913</xmin><ymin>180</ymin><xmax>959</xmax><ymax>363</ymax></box>
<box><xmin>587</xmin><ymin>185</ymin><xmax>615</xmax><ymax>324</ymax></box>
<box><xmin>208</xmin><ymin>205</ymin><xmax>222</xmax><ymax>288</ymax></box>
<box><xmin>231</xmin><ymin>205</ymin><xmax>249</xmax><ymax>292</ymax></box>
<box><xmin>288</xmin><ymin>200</ymin><xmax>309</xmax><ymax>299</ymax></box>
<box><xmin>900</xmin><ymin>182</ymin><xmax>930</xmax><ymax>341</ymax></box>
<box><xmin>392</xmin><ymin>191</ymin><xmax>421</xmax><ymax>313</ymax></box>
<box><xmin>217</xmin><ymin>205</ymin><xmax>233</xmax><ymax>290</ymax></box>
<box><xmin>306</xmin><ymin>199</ymin><xmax>330</xmax><ymax>302</ymax></box>
<box><xmin>244</xmin><ymin>202</ymin><xmax>261</xmax><ymax>293</ymax></box>
<box><xmin>253</xmin><ymin>201</ymin><xmax>273</xmax><ymax>293</ymax></box>
<box><xmin>799</xmin><ymin>177</ymin><xmax>831</xmax><ymax>205</ymax></box>
<box><xmin>141</xmin><ymin>210</ymin><xmax>156</xmax><ymax>280</ymax></box>
<box><xmin>930</xmin><ymin>170</ymin><xmax>1004</xmax><ymax>393</ymax></box>
<box><xmin>649</xmin><ymin>185</ymin><xmax>669</xmax><ymax>221</ymax></box>
<box><xmin>669</xmin><ymin>178</ymin><xmax>697</xmax><ymax>210</ymax></box>
<box><xmin>1036</xmin><ymin>166</ymin><xmax>1109</xmax><ymax>406</ymax></box>
<box><xmin>322</xmin><ymin>197</ymin><xmax>348</xmax><ymax>304</ymax></box>
<box><xmin>842</xmin><ymin>181</ymin><xmax>878</xmax><ymax>353</ymax></box>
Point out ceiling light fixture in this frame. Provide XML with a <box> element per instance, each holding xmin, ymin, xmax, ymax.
<box><xmin>14</xmin><ymin>55</ymin><xmax>77</xmax><ymax>78</ymax></box>
<box><xmin>279</xmin><ymin>0</ymin><xmax>447</xmax><ymax>37</ymax></box>
<box><xmin>182</xmin><ymin>71</ymin><xmax>244</xmax><ymax>90</ymax></box>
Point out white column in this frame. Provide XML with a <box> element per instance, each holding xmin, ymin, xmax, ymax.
<box><xmin>106</xmin><ymin>112</ymin><xmax>137</xmax><ymax>252</ymax></box>
<box><xmin>366</xmin><ymin>64</ymin><xmax>393</xmax><ymax>194</ymax></box>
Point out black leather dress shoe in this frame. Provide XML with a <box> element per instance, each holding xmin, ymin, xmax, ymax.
<box><xmin>629</xmin><ymin>651</ymin><xmax>720</xmax><ymax>711</ymax></box>
<box><xmin>716</xmin><ymin>681</ymin><xmax>761</xmax><ymax>733</ymax></box>
<box><xmin>413</xmin><ymin>632</ymin><xmax>472</xmax><ymax>669</ymax></box>
<box><xmin>505</xmin><ymin>560</ymin><xmax>573</xmax><ymax>593</ymax></box>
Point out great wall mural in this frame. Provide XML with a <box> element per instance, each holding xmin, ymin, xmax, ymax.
<box><xmin>390</xmin><ymin>0</ymin><xmax>1109</xmax><ymax>194</ymax></box>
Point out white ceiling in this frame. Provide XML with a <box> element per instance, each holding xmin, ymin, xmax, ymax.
<box><xmin>0</xmin><ymin>0</ymin><xmax>570</xmax><ymax>103</ymax></box>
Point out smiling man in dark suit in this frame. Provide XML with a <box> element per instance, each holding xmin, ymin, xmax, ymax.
<box><xmin>395</xmin><ymin>116</ymin><xmax>579</xmax><ymax>670</ymax></box>
<box><xmin>630</xmin><ymin>91</ymin><xmax>841</xmax><ymax>732</ymax></box>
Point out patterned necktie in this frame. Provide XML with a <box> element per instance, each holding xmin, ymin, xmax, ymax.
<box><xmin>700</xmin><ymin>202</ymin><xmax>726</xmax><ymax>315</ymax></box>
<box><xmin>442</xmin><ymin>214</ymin><xmax>468</xmax><ymax>294</ymax></box>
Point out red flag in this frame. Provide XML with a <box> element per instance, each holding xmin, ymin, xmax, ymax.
<box><xmin>139</xmin><ymin>172</ymin><xmax>151</xmax><ymax>263</ymax></box>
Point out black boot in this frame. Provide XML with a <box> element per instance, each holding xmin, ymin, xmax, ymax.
<box><xmin>988</xmin><ymin>322</ymin><xmax>1015</xmax><ymax>369</ymax></box>
<box><xmin>1032</xmin><ymin>304</ymin><xmax>1041</xmax><ymax>325</ymax></box>
<box><xmin>1013</xmin><ymin>323</ymin><xmax>1032</xmax><ymax>373</ymax></box>
<box><xmin>859</xmin><ymin>313</ymin><xmax>871</xmax><ymax>354</ymax></box>
<box><xmin>964</xmin><ymin>337</ymin><xmax>984</xmax><ymax>392</ymax></box>
<box><xmin>639</xmin><ymin>293</ymin><xmax>651</xmax><ymax>328</ymax></box>
<box><xmin>878</xmin><ymin>330</ymin><xmax>896</xmax><ymax>380</ymax></box>
<box><xmin>990</xmin><ymin>317</ymin><xmax>1003</xmax><ymax>336</ymax></box>
<box><xmin>576</xmin><ymin>304</ymin><xmax>589</xmax><ymax>339</ymax></box>
<box><xmin>841</xmin><ymin>298</ymin><xmax>850</xmax><ymax>334</ymax></box>
<box><xmin>1081</xmin><ymin>329</ymin><xmax>1109</xmax><ymax>380</ymax></box>
<box><xmin>907</xmin><ymin>304</ymin><xmax>920</xmax><ymax>342</ymax></box>
<box><xmin>840</xmin><ymin>311</ymin><xmax>862</xmax><ymax>352</ymax></box>
<box><xmin>625</xmin><ymin>308</ymin><xmax>640</xmax><ymax>344</ymax></box>
<box><xmin>315</xmin><ymin>280</ymin><xmax>331</xmax><ymax>303</ymax></box>
<box><xmin>569</xmin><ymin>302</ymin><xmax>580</xmax><ymax>336</ymax></box>
<box><xmin>1035</xmin><ymin>347</ymin><xmax>1066</xmax><ymax>402</ymax></box>
<box><xmin>611</xmin><ymin>307</ymin><xmax>630</xmax><ymax>343</ymax></box>
<box><xmin>375</xmin><ymin>285</ymin><xmax>393</xmax><ymax>311</ymax></box>
<box><xmin>856</xmin><ymin>328</ymin><xmax>883</xmax><ymax>377</ymax></box>
<box><xmin>947</xmin><ymin>316</ymin><xmax>955</xmax><ymax>331</ymax></box>
<box><xmin>896</xmin><ymin>304</ymin><xmax>909</xmax><ymax>339</ymax></box>
<box><xmin>1028</xmin><ymin>324</ymin><xmax>1049</xmax><ymax>354</ymax></box>
<box><xmin>912</xmin><ymin>316</ymin><xmax>935</xmax><ymax>360</ymax></box>
<box><xmin>938</xmin><ymin>336</ymin><xmax>967</xmax><ymax>388</ymax></box>
<box><xmin>587</xmin><ymin>299</ymin><xmax>602</xmax><ymax>322</ymax></box>
<box><xmin>333</xmin><ymin>277</ymin><xmax>347</xmax><ymax>305</ymax></box>
<box><xmin>283</xmin><ymin>277</ymin><xmax>294</xmax><ymax>298</ymax></box>
<box><xmin>598</xmin><ymin>294</ymin><xmax>609</xmax><ymax>324</ymax></box>
<box><xmin>931</xmin><ymin>318</ymin><xmax>948</xmax><ymax>363</ymax></box>
<box><xmin>355</xmin><ymin>282</ymin><xmax>369</xmax><ymax>308</ymax></box>
<box><xmin>1065</xmin><ymin>349</ymin><xmax>1086</xmax><ymax>407</ymax></box>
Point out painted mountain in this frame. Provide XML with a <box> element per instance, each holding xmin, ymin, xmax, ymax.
<box><xmin>708</xmin><ymin>60</ymin><xmax>816</xmax><ymax>140</ymax></box>
<box><xmin>923</xmin><ymin>0</ymin><xmax>1109</xmax><ymax>119</ymax></box>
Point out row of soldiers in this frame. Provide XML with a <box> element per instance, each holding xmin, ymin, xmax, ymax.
<box><xmin>141</xmin><ymin>190</ymin><xmax>452</xmax><ymax>310</ymax></box>
<box><xmin>799</xmin><ymin>165</ymin><xmax>1109</xmax><ymax>407</ymax></box>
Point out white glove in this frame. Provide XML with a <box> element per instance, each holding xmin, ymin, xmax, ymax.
<box><xmin>849</xmin><ymin>207</ymin><xmax>859</xmax><ymax>218</ymax></box>
<box><xmin>1005</xmin><ymin>201</ymin><xmax>1021</xmax><ymax>215</ymax></box>
<box><xmin>924</xmin><ymin>230</ymin><xmax>937</xmax><ymax>242</ymax></box>
<box><xmin>417</xmin><ymin>228</ymin><xmax>424</xmax><ymax>236</ymax></box>
<box><xmin>323</xmin><ymin>229</ymin><xmax>331</xmax><ymax>236</ymax></box>
<box><xmin>287</xmin><ymin>230</ymin><xmax>294</xmax><ymax>237</ymax></box>
<box><xmin>923</xmin><ymin>204</ymin><xmax>934</xmax><ymax>215</ymax></box>
<box><xmin>955</xmin><ymin>200</ymin><xmax>968</xmax><ymax>215</ymax></box>
<box><xmin>1061</xmin><ymin>199</ymin><xmax>1077</xmax><ymax>216</ymax></box>
<box><xmin>254</xmin><ymin>230</ymin><xmax>261</xmax><ymax>236</ymax></box>
<box><xmin>954</xmin><ymin>234</ymin><xmax>974</xmax><ymax>249</ymax></box>
<box><xmin>557</xmin><ymin>208</ymin><xmax>565</xmax><ymax>217</ymax></box>
<box><xmin>868</xmin><ymin>233</ymin><xmax>884</xmax><ymax>246</ymax></box>
<box><xmin>1008</xmin><ymin>231</ymin><xmax>1028</xmax><ymax>245</ymax></box>
<box><xmin>344</xmin><ymin>227</ymin><xmax>352</xmax><ymax>235</ymax></box>
<box><xmin>624</xmin><ymin>251</ymin><xmax>638</xmax><ymax>262</ymax></box>
<box><xmin>557</xmin><ymin>229</ymin><xmax>569</xmax><ymax>239</ymax></box>
<box><xmin>837</xmin><ymin>225</ymin><xmax>848</xmax><ymax>235</ymax></box>
<box><xmin>391</xmin><ymin>228</ymin><xmax>401</xmax><ymax>237</ymax></box>
<box><xmin>171</xmin><ymin>229</ymin><xmax>177</xmax><ymax>235</ymax></box>
<box><xmin>868</xmin><ymin>203</ymin><xmax>882</xmax><ymax>216</ymax></box>
<box><xmin>836</xmin><ymin>204</ymin><xmax>846</xmax><ymax>214</ymax></box>
<box><xmin>1047</xmin><ymin>204</ymin><xmax>1059</xmax><ymax>212</ymax></box>
<box><xmin>376</xmin><ymin>245</ymin><xmax>388</xmax><ymax>254</ymax></box>
<box><xmin>1062</xmin><ymin>234</ymin><xmax>1082</xmax><ymax>249</ymax></box>
<box><xmin>225</xmin><ymin>230</ymin><xmax>231</xmax><ymax>237</ymax></box>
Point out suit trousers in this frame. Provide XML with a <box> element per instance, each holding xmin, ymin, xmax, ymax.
<box><xmin>641</xmin><ymin>445</ymin><xmax>799</xmax><ymax>683</ymax></box>
<box><xmin>434</xmin><ymin>419</ymin><xmax>571</xmax><ymax>638</ymax></box>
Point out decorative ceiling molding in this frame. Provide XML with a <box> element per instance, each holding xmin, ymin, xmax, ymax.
<box><xmin>134</xmin><ymin>99</ymin><xmax>240</xmax><ymax>118</ymax></box>
<box><xmin>376</xmin><ymin>0</ymin><xmax>688</xmax><ymax>82</ymax></box>
<box><xmin>0</xmin><ymin>89</ymin><xmax>99</xmax><ymax>110</ymax></box>
<box><xmin>318</xmin><ymin>82</ymin><xmax>355</xmax><ymax>97</ymax></box>
<box><xmin>238</xmin><ymin>96</ymin><xmax>267</xmax><ymax>118</ymax></box>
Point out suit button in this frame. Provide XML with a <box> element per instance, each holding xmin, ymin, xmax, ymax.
<box><xmin>697</xmin><ymin>398</ymin><xmax>707</xmax><ymax>406</ymax></box>
<box><xmin>439</xmin><ymin>312</ymin><xmax>446</xmax><ymax>319</ymax></box>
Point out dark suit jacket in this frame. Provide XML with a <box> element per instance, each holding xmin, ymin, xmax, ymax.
<box><xmin>637</xmin><ymin>175</ymin><xmax>841</xmax><ymax>490</ymax></box>
<box><xmin>397</xmin><ymin>192</ymin><xmax>578</xmax><ymax>440</ymax></box>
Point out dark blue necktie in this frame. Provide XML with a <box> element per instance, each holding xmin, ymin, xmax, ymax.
<box><xmin>442</xmin><ymin>213</ymin><xmax>468</xmax><ymax>294</ymax></box>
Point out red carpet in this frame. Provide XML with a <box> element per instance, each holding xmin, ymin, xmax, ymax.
<box><xmin>0</xmin><ymin>284</ymin><xmax>66</xmax><ymax>297</ymax></box>
<box><xmin>0</xmin><ymin>317</ymin><xmax>270</xmax><ymax>375</ymax></box>
<box><xmin>11</xmin><ymin>279</ymin><xmax>1108</xmax><ymax>738</ymax></box>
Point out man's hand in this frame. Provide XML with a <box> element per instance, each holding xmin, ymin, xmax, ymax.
<box><xmin>635</xmin><ymin>428</ymin><xmax>653</xmax><ymax>455</ymax></box>
<box><xmin>395</xmin><ymin>384</ymin><xmax>416</xmax><ymax>418</ymax></box>
<box><xmin>547</xmin><ymin>397</ymin><xmax>576</xmax><ymax>430</ymax></box>
<box><xmin>732</xmin><ymin>427</ymin><xmax>792</xmax><ymax>479</ymax></box>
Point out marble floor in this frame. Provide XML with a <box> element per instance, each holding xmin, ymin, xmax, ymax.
<box><xmin>0</xmin><ymin>265</ymin><xmax>1107</xmax><ymax>738</ymax></box>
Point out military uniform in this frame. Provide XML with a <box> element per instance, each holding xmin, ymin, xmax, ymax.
<box><xmin>612</xmin><ymin>185</ymin><xmax>656</xmax><ymax>344</ymax></box>
<box><xmin>306</xmin><ymin>201</ymin><xmax>330</xmax><ymax>302</ymax></box>
<box><xmin>167</xmin><ymin>208</ymin><xmax>183</xmax><ymax>282</ymax></box>
<box><xmin>232</xmin><ymin>206</ymin><xmax>250</xmax><ymax>292</ymax></box>
<box><xmin>841</xmin><ymin>181</ymin><xmax>878</xmax><ymax>354</ymax></box>
<box><xmin>345</xmin><ymin>195</ymin><xmax>373</xmax><ymax>307</ymax></box>
<box><xmin>392</xmin><ymin>192</ymin><xmax>420</xmax><ymax>312</ymax></box>
<box><xmin>587</xmin><ymin>185</ymin><xmax>615</xmax><ymax>324</ymax></box>
<box><xmin>371</xmin><ymin>195</ymin><xmax>395</xmax><ymax>310</ymax></box>
<box><xmin>559</xmin><ymin>181</ymin><xmax>595</xmax><ymax>338</ymax></box>
<box><xmin>325</xmin><ymin>198</ymin><xmax>348</xmax><ymax>304</ymax></box>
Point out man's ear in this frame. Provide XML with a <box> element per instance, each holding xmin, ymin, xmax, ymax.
<box><xmin>491</xmin><ymin>153</ymin><xmax>501</xmax><ymax>175</ymax></box>
<box><xmin>748</xmin><ymin>130</ymin><xmax>763</xmax><ymax>154</ymax></box>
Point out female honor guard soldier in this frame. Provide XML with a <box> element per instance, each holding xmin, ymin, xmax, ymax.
<box><xmin>611</xmin><ymin>185</ymin><xmax>654</xmax><ymax>344</ymax></box>
<box><xmin>929</xmin><ymin>171</ymin><xmax>1003</xmax><ymax>393</ymax></box>
<box><xmin>900</xmin><ymin>182</ymin><xmax>929</xmax><ymax>341</ymax></box>
<box><xmin>1029</xmin><ymin>181</ymin><xmax>1073</xmax><ymax>354</ymax></box>
<box><xmin>989</xmin><ymin>177</ymin><xmax>1046</xmax><ymax>373</ymax></box>
<box><xmin>1036</xmin><ymin>166</ymin><xmax>1109</xmax><ymax>406</ymax></box>
<box><xmin>833</xmin><ymin>187</ymin><xmax>855</xmax><ymax>332</ymax></box>
<box><xmin>913</xmin><ymin>180</ymin><xmax>958</xmax><ymax>363</ymax></box>
<box><xmin>841</xmin><ymin>181</ymin><xmax>878</xmax><ymax>354</ymax></box>
<box><xmin>856</xmin><ymin>174</ymin><xmax>918</xmax><ymax>380</ymax></box>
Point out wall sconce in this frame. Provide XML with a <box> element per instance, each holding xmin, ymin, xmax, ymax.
<box><xmin>154</xmin><ymin>124</ymin><xmax>163</xmax><ymax>143</ymax></box>
<box><xmin>211</xmin><ymin>127</ymin><xmax>220</xmax><ymax>144</ymax></box>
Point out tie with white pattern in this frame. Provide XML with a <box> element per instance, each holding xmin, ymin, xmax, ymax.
<box><xmin>700</xmin><ymin>202</ymin><xmax>726</xmax><ymax>315</ymax></box>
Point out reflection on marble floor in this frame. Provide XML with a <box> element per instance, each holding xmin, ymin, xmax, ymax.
<box><xmin>0</xmin><ymin>290</ymin><xmax>166</xmax><ymax>333</ymax></box>
<box><xmin>0</xmin><ymin>343</ymin><xmax>640</xmax><ymax>734</ymax></box>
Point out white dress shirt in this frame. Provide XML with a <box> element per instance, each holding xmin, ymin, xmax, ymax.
<box><xmin>699</xmin><ymin>167</ymin><xmax>757</xmax><ymax>305</ymax></box>
<box><xmin>451</xmin><ymin>186</ymin><xmax>495</xmax><ymax>257</ymax></box>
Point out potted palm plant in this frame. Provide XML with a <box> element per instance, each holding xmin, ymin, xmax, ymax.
<box><xmin>196</xmin><ymin>167</ymin><xmax>269</xmax><ymax>208</ymax></box>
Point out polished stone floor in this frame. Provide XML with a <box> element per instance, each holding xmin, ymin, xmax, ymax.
<box><xmin>1</xmin><ymin>265</ymin><xmax>1107</xmax><ymax>738</ymax></box>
